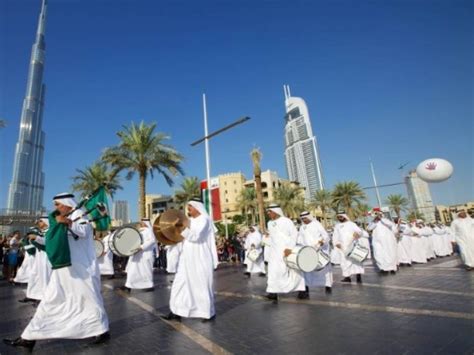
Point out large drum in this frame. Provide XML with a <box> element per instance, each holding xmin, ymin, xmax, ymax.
<box><xmin>94</xmin><ymin>239</ymin><xmax>105</xmax><ymax>258</ymax></box>
<box><xmin>247</xmin><ymin>248</ymin><xmax>261</xmax><ymax>262</ymax></box>
<box><xmin>315</xmin><ymin>249</ymin><xmax>330</xmax><ymax>271</ymax></box>
<box><xmin>285</xmin><ymin>245</ymin><xmax>319</xmax><ymax>272</ymax></box>
<box><xmin>109</xmin><ymin>226</ymin><xmax>143</xmax><ymax>257</ymax></box>
<box><xmin>346</xmin><ymin>241</ymin><xmax>369</xmax><ymax>263</ymax></box>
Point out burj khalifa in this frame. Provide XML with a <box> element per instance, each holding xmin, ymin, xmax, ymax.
<box><xmin>7</xmin><ymin>0</ymin><xmax>47</xmax><ymax>213</ymax></box>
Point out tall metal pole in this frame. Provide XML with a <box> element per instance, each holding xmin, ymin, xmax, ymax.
<box><xmin>203</xmin><ymin>94</ymin><xmax>213</xmax><ymax>220</ymax></box>
<box><xmin>370</xmin><ymin>159</ymin><xmax>383</xmax><ymax>208</ymax></box>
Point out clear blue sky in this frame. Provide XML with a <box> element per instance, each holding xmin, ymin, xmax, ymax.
<box><xmin>1</xmin><ymin>0</ymin><xmax>472</xmax><ymax>220</ymax></box>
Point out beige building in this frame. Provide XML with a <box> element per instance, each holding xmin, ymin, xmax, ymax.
<box><xmin>144</xmin><ymin>194</ymin><xmax>178</xmax><ymax>221</ymax></box>
<box><xmin>435</xmin><ymin>201</ymin><xmax>474</xmax><ymax>224</ymax></box>
<box><xmin>217</xmin><ymin>169</ymin><xmax>305</xmax><ymax>221</ymax></box>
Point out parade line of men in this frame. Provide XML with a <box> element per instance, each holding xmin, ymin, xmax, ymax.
<box><xmin>2</xmin><ymin>193</ymin><xmax>473</xmax><ymax>351</ymax></box>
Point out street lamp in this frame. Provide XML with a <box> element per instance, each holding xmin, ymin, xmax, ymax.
<box><xmin>190</xmin><ymin>93</ymin><xmax>251</xmax><ymax>221</ymax></box>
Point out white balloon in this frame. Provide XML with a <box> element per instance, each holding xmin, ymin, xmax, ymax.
<box><xmin>416</xmin><ymin>158</ymin><xmax>453</xmax><ymax>183</ymax></box>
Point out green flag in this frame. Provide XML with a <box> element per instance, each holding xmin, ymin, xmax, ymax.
<box><xmin>84</xmin><ymin>186</ymin><xmax>111</xmax><ymax>231</ymax></box>
<box><xmin>45</xmin><ymin>212</ymin><xmax>72</xmax><ymax>269</ymax></box>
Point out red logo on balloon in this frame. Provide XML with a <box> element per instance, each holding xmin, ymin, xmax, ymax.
<box><xmin>426</xmin><ymin>162</ymin><xmax>437</xmax><ymax>170</ymax></box>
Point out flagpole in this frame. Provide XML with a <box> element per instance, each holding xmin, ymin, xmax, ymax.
<box><xmin>203</xmin><ymin>93</ymin><xmax>213</xmax><ymax>220</ymax></box>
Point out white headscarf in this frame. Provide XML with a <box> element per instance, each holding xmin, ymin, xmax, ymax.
<box><xmin>53</xmin><ymin>192</ymin><xmax>77</xmax><ymax>208</ymax></box>
<box><xmin>336</xmin><ymin>212</ymin><xmax>350</xmax><ymax>221</ymax></box>
<box><xmin>267</xmin><ymin>204</ymin><xmax>284</xmax><ymax>217</ymax></box>
<box><xmin>140</xmin><ymin>218</ymin><xmax>153</xmax><ymax>231</ymax></box>
<box><xmin>38</xmin><ymin>216</ymin><xmax>49</xmax><ymax>226</ymax></box>
<box><xmin>250</xmin><ymin>225</ymin><xmax>259</xmax><ymax>233</ymax></box>
<box><xmin>188</xmin><ymin>200</ymin><xmax>209</xmax><ymax>218</ymax></box>
<box><xmin>300</xmin><ymin>211</ymin><xmax>313</xmax><ymax>221</ymax></box>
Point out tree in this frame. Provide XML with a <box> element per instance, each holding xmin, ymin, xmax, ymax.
<box><xmin>386</xmin><ymin>194</ymin><xmax>409</xmax><ymax>218</ymax></box>
<box><xmin>174</xmin><ymin>176</ymin><xmax>200</xmax><ymax>208</ymax></box>
<box><xmin>0</xmin><ymin>119</ymin><xmax>5</xmax><ymax>129</ymax></box>
<box><xmin>354</xmin><ymin>203</ymin><xmax>371</xmax><ymax>223</ymax></box>
<box><xmin>251</xmin><ymin>148</ymin><xmax>266</xmax><ymax>232</ymax></box>
<box><xmin>407</xmin><ymin>210</ymin><xmax>423</xmax><ymax>222</ymax></box>
<box><xmin>237</xmin><ymin>187</ymin><xmax>258</xmax><ymax>225</ymax></box>
<box><xmin>102</xmin><ymin>121</ymin><xmax>184</xmax><ymax>218</ymax></box>
<box><xmin>310</xmin><ymin>189</ymin><xmax>333</xmax><ymax>228</ymax></box>
<box><xmin>332</xmin><ymin>181</ymin><xmax>367</xmax><ymax>220</ymax></box>
<box><xmin>71</xmin><ymin>161</ymin><xmax>122</xmax><ymax>199</ymax></box>
<box><xmin>273</xmin><ymin>182</ymin><xmax>305</xmax><ymax>219</ymax></box>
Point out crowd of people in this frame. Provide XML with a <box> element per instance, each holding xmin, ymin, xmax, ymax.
<box><xmin>1</xmin><ymin>192</ymin><xmax>473</xmax><ymax>352</ymax></box>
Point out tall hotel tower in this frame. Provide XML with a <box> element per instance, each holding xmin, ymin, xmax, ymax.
<box><xmin>7</xmin><ymin>0</ymin><xmax>48</xmax><ymax>213</ymax></box>
<box><xmin>283</xmin><ymin>85</ymin><xmax>324</xmax><ymax>200</ymax></box>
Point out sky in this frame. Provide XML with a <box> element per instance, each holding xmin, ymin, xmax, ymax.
<box><xmin>1</xmin><ymin>0</ymin><xmax>473</xmax><ymax>220</ymax></box>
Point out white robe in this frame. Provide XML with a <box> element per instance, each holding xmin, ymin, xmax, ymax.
<box><xmin>245</xmin><ymin>231</ymin><xmax>265</xmax><ymax>274</ymax></box>
<box><xmin>98</xmin><ymin>233</ymin><xmax>114</xmax><ymax>276</ymax></box>
<box><xmin>170</xmin><ymin>214</ymin><xmax>215</xmax><ymax>319</ymax></box>
<box><xmin>26</xmin><ymin>235</ymin><xmax>52</xmax><ymax>301</ymax></box>
<box><xmin>421</xmin><ymin>226</ymin><xmax>436</xmax><ymax>259</ymax></box>
<box><xmin>14</xmin><ymin>250</ymin><xmax>34</xmax><ymax>284</ymax></box>
<box><xmin>166</xmin><ymin>243</ymin><xmax>183</xmax><ymax>274</ymax></box>
<box><xmin>262</xmin><ymin>234</ymin><xmax>271</xmax><ymax>262</ymax></box>
<box><xmin>22</xmin><ymin>210</ymin><xmax>109</xmax><ymax>340</ymax></box>
<box><xmin>442</xmin><ymin>226</ymin><xmax>454</xmax><ymax>255</ymax></box>
<box><xmin>266</xmin><ymin>216</ymin><xmax>305</xmax><ymax>293</ymax></box>
<box><xmin>432</xmin><ymin>226</ymin><xmax>450</xmax><ymax>257</ymax></box>
<box><xmin>125</xmin><ymin>227</ymin><xmax>156</xmax><ymax>289</ymax></box>
<box><xmin>368</xmin><ymin>218</ymin><xmax>398</xmax><ymax>272</ymax></box>
<box><xmin>298</xmin><ymin>220</ymin><xmax>333</xmax><ymax>288</ymax></box>
<box><xmin>451</xmin><ymin>217</ymin><xmax>474</xmax><ymax>268</ymax></box>
<box><xmin>409</xmin><ymin>224</ymin><xmax>426</xmax><ymax>263</ymax></box>
<box><xmin>332</xmin><ymin>221</ymin><xmax>365</xmax><ymax>277</ymax></box>
<box><xmin>397</xmin><ymin>224</ymin><xmax>413</xmax><ymax>265</ymax></box>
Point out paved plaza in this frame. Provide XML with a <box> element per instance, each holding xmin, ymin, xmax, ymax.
<box><xmin>1</xmin><ymin>255</ymin><xmax>473</xmax><ymax>354</ymax></box>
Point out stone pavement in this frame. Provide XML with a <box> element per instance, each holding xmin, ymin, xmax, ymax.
<box><xmin>0</xmin><ymin>255</ymin><xmax>473</xmax><ymax>354</ymax></box>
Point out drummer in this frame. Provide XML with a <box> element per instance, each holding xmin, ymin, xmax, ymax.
<box><xmin>297</xmin><ymin>211</ymin><xmax>333</xmax><ymax>298</ymax></box>
<box><xmin>244</xmin><ymin>225</ymin><xmax>266</xmax><ymax>277</ymax></box>
<box><xmin>265</xmin><ymin>204</ymin><xmax>305</xmax><ymax>303</ymax></box>
<box><xmin>332</xmin><ymin>211</ymin><xmax>364</xmax><ymax>284</ymax></box>
<box><xmin>120</xmin><ymin>218</ymin><xmax>157</xmax><ymax>292</ymax></box>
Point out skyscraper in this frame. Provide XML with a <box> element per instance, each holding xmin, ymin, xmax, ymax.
<box><xmin>7</xmin><ymin>0</ymin><xmax>48</xmax><ymax>213</ymax></box>
<box><xmin>113</xmin><ymin>200</ymin><xmax>130</xmax><ymax>225</ymax></box>
<box><xmin>405</xmin><ymin>170</ymin><xmax>436</xmax><ymax>222</ymax></box>
<box><xmin>283</xmin><ymin>85</ymin><xmax>324</xmax><ymax>200</ymax></box>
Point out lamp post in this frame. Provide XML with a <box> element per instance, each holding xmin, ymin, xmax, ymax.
<box><xmin>190</xmin><ymin>94</ymin><xmax>251</xmax><ymax>221</ymax></box>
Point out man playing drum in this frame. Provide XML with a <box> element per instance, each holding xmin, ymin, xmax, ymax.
<box><xmin>244</xmin><ymin>225</ymin><xmax>266</xmax><ymax>277</ymax></box>
<box><xmin>265</xmin><ymin>204</ymin><xmax>305</xmax><ymax>303</ymax></box>
<box><xmin>332</xmin><ymin>211</ymin><xmax>365</xmax><ymax>284</ymax></box>
<box><xmin>298</xmin><ymin>211</ymin><xmax>333</xmax><ymax>298</ymax></box>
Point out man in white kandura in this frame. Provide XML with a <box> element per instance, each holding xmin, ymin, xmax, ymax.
<box><xmin>166</xmin><ymin>243</ymin><xmax>182</xmax><ymax>274</ymax></box>
<box><xmin>3</xmin><ymin>193</ymin><xmax>109</xmax><ymax>351</ymax></box>
<box><xmin>368</xmin><ymin>210</ymin><xmax>398</xmax><ymax>274</ymax></box>
<box><xmin>13</xmin><ymin>232</ymin><xmax>35</xmax><ymax>285</ymax></box>
<box><xmin>394</xmin><ymin>218</ymin><xmax>413</xmax><ymax>267</ymax></box>
<box><xmin>450</xmin><ymin>209</ymin><xmax>474</xmax><ymax>271</ymax></box>
<box><xmin>432</xmin><ymin>223</ymin><xmax>450</xmax><ymax>257</ymax></box>
<box><xmin>98</xmin><ymin>230</ymin><xmax>114</xmax><ymax>278</ymax></box>
<box><xmin>409</xmin><ymin>219</ymin><xmax>427</xmax><ymax>264</ymax></box>
<box><xmin>163</xmin><ymin>198</ymin><xmax>218</xmax><ymax>322</ymax></box>
<box><xmin>121</xmin><ymin>218</ymin><xmax>156</xmax><ymax>292</ymax></box>
<box><xmin>332</xmin><ymin>211</ymin><xmax>365</xmax><ymax>284</ymax></box>
<box><xmin>244</xmin><ymin>225</ymin><xmax>266</xmax><ymax>277</ymax></box>
<box><xmin>298</xmin><ymin>211</ymin><xmax>333</xmax><ymax>297</ymax></box>
<box><xmin>265</xmin><ymin>204</ymin><xmax>305</xmax><ymax>303</ymax></box>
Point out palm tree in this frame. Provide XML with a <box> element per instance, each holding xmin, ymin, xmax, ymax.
<box><xmin>310</xmin><ymin>189</ymin><xmax>333</xmax><ymax>228</ymax></box>
<box><xmin>237</xmin><ymin>187</ymin><xmax>258</xmax><ymax>225</ymax></box>
<box><xmin>385</xmin><ymin>194</ymin><xmax>409</xmax><ymax>218</ymax></box>
<box><xmin>332</xmin><ymin>181</ymin><xmax>367</xmax><ymax>220</ymax></box>
<box><xmin>102</xmin><ymin>121</ymin><xmax>184</xmax><ymax>218</ymax></box>
<box><xmin>273</xmin><ymin>182</ymin><xmax>305</xmax><ymax>219</ymax></box>
<box><xmin>251</xmin><ymin>148</ymin><xmax>266</xmax><ymax>232</ymax></box>
<box><xmin>406</xmin><ymin>210</ymin><xmax>423</xmax><ymax>222</ymax></box>
<box><xmin>71</xmin><ymin>161</ymin><xmax>122</xmax><ymax>199</ymax></box>
<box><xmin>174</xmin><ymin>176</ymin><xmax>200</xmax><ymax>208</ymax></box>
<box><xmin>354</xmin><ymin>203</ymin><xmax>371</xmax><ymax>223</ymax></box>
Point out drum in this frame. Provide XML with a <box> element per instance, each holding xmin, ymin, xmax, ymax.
<box><xmin>109</xmin><ymin>226</ymin><xmax>143</xmax><ymax>257</ymax></box>
<box><xmin>346</xmin><ymin>241</ymin><xmax>369</xmax><ymax>263</ymax></box>
<box><xmin>315</xmin><ymin>249</ymin><xmax>330</xmax><ymax>271</ymax></box>
<box><xmin>94</xmin><ymin>239</ymin><xmax>105</xmax><ymax>258</ymax></box>
<box><xmin>285</xmin><ymin>245</ymin><xmax>319</xmax><ymax>272</ymax></box>
<box><xmin>247</xmin><ymin>248</ymin><xmax>261</xmax><ymax>262</ymax></box>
